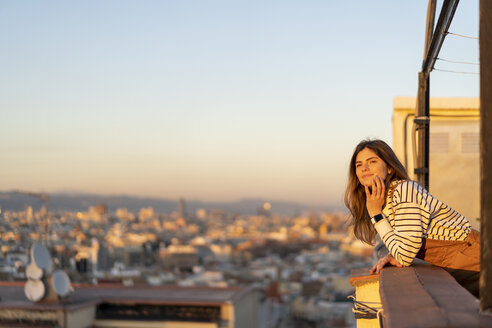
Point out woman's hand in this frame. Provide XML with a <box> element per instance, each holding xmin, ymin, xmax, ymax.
<box><xmin>365</xmin><ymin>176</ymin><xmax>386</xmax><ymax>218</ymax></box>
<box><xmin>370</xmin><ymin>253</ymin><xmax>403</xmax><ymax>274</ymax></box>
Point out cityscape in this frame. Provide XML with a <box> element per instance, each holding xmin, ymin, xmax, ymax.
<box><xmin>0</xmin><ymin>1</ymin><xmax>484</xmax><ymax>327</ymax></box>
<box><xmin>0</xmin><ymin>193</ymin><xmax>371</xmax><ymax>327</ymax></box>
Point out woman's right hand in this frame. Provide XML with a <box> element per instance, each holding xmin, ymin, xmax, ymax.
<box><xmin>365</xmin><ymin>176</ymin><xmax>386</xmax><ymax>218</ymax></box>
<box><xmin>370</xmin><ymin>253</ymin><xmax>403</xmax><ymax>274</ymax></box>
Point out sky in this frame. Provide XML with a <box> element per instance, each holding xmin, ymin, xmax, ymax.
<box><xmin>0</xmin><ymin>1</ymin><xmax>480</xmax><ymax>206</ymax></box>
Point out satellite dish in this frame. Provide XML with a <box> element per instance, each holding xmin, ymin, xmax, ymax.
<box><xmin>31</xmin><ymin>243</ymin><xmax>51</xmax><ymax>270</ymax></box>
<box><xmin>51</xmin><ymin>270</ymin><xmax>71</xmax><ymax>298</ymax></box>
<box><xmin>24</xmin><ymin>279</ymin><xmax>46</xmax><ymax>302</ymax></box>
<box><xmin>26</xmin><ymin>262</ymin><xmax>43</xmax><ymax>280</ymax></box>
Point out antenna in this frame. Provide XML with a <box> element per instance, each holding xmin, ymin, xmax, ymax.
<box><xmin>31</xmin><ymin>243</ymin><xmax>51</xmax><ymax>271</ymax></box>
<box><xmin>24</xmin><ymin>280</ymin><xmax>46</xmax><ymax>302</ymax></box>
<box><xmin>51</xmin><ymin>270</ymin><xmax>72</xmax><ymax>298</ymax></box>
<box><xmin>26</xmin><ymin>262</ymin><xmax>43</xmax><ymax>280</ymax></box>
<box><xmin>25</xmin><ymin>243</ymin><xmax>73</xmax><ymax>302</ymax></box>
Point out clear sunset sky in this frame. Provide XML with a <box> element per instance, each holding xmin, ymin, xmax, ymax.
<box><xmin>0</xmin><ymin>1</ymin><xmax>479</xmax><ymax>206</ymax></box>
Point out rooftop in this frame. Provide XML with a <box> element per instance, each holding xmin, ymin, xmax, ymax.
<box><xmin>350</xmin><ymin>264</ymin><xmax>492</xmax><ymax>327</ymax></box>
<box><xmin>0</xmin><ymin>281</ymin><xmax>254</xmax><ymax>311</ymax></box>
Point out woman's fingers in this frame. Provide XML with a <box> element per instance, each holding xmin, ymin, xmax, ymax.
<box><xmin>374</xmin><ymin>176</ymin><xmax>380</xmax><ymax>197</ymax></box>
<box><xmin>369</xmin><ymin>260</ymin><xmax>383</xmax><ymax>274</ymax></box>
<box><xmin>377</xmin><ymin>258</ymin><xmax>388</xmax><ymax>273</ymax></box>
<box><xmin>378</xmin><ymin>176</ymin><xmax>385</xmax><ymax>198</ymax></box>
<box><xmin>370</xmin><ymin>257</ymin><xmax>389</xmax><ymax>274</ymax></box>
<box><xmin>369</xmin><ymin>254</ymin><xmax>403</xmax><ymax>274</ymax></box>
<box><xmin>365</xmin><ymin>176</ymin><xmax>387</xmax><ymax>217</ymax></box>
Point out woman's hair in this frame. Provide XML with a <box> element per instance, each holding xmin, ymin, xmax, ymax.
<box><xmin>344</xmin><ymin>139</ymin><xmax>409</xmax><ymax>244</ymax></box>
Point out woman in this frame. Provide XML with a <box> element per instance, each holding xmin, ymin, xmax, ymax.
<box><xmin>344</xmin><ymin>139</ymin><xmax>480</xmax><ymax>297</ymax></box>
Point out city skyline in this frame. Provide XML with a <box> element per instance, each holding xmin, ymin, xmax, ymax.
<box><xmin>0</xmin><ymin>1</ymin><xmax>479</xmax><ymax>206</ymax></box>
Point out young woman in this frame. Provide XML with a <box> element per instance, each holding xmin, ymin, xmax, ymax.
<box><xmin>344</xmin><ymin>139</ymin><xmax>480</xmax><ymax>297</ymax></box>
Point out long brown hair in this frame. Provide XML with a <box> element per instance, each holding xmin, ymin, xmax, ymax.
<box><xmin>344</xmin><ymin>139</ymin><xmax>409</xmax><ymax>244</ymax></box>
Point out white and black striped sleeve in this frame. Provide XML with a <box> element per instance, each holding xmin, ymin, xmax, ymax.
<box><xmin>373</xmin><ymin>181</ymin><xmax>427</xmax><ymax>266</ymax></box>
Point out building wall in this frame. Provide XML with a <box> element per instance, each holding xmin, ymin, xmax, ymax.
<box><xmin>64</xmin><ymin>305</ymin><xmax>96</xmax><ymax>328</ymax></box>
<box><xmin>393</xmin><ymin>97</ymin><xmax>480</xmax><ymax>229</ymax></box>
<box><xmin>232</xmin><ymin>288</ymin><xmax>260</xmax><ymax>328</ymax></box>
<box><xmin>0</xmin><ymin>308</ymin><xmax>58</xmax><ymax>325</ymax></box>
<box><xmin>93</xmin><ymin>320</ymin><xmax>217</xmax><ymax>328</ymax></box>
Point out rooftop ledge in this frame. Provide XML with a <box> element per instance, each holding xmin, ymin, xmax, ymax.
<box><xmin>350</xmin><ymin>264</ymin><xmax>492</xmax><ymax>328</ymax></box>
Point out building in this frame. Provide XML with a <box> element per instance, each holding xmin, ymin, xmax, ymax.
<box><xmin>160</xmin><ymin>244</ymin><xmax>199</xmax><ymax>271</ymax></box>
<box><xmin>0</xmin><ymin>282</ymin><xmax>260</xmax><ymax>328</ymax></box>
<box><xmin>393</xmin><ymin>97</ymin><xmax>480</xmax><ymax>229</ymax></box>
<box><xmin>178</xmin><ymin>198</ymin><xmax>187</xmax><ymax>219</ymax></box>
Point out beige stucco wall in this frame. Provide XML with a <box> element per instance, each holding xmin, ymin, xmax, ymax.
<box><xmin>393</xmin><ymin>97</ymin><xmax>480</xmax><ymax>229</ymax></box>
<box><xmin>351</xmin><ymin>275</ymin><xmax>381</xmax><ymax>328</ymax></box>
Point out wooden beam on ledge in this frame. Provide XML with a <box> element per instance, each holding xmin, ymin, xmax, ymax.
<box><xmin>379</xmin><ymin>265</ymin><xmax>492</xmax><ymax>327</ymax></box>
<box><xmin>480</xmin><ymin>0</ymin><xmax>492</xmax><ymax>314</ymax></box>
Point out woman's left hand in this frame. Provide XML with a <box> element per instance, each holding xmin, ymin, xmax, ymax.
<box><xmin>365</xmin><ymin>176</ymin><xmax>386</xmax><ymax>218</ymax></box>
<box><xmin>370</xmin><ymin>253</ymin><xmax>403</xmax><ymax>274</ymax></box>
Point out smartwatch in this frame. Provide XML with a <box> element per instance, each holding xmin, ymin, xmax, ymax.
<box><xmin>371</xmin><ymin>213</ymin><xmax>384</xmax><ymax>225</ymax></box>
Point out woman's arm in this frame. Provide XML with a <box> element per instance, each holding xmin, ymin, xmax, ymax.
<box><xmin>371</xmin><ymin>181</ymin><xmax>429</xmax><ymax>266</ymax></box>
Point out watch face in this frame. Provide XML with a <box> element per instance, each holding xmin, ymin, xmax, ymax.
<box><xmin>372</xmin><ymin>214</ymin><xmax>383</xmax><ymax>224</ymax></box>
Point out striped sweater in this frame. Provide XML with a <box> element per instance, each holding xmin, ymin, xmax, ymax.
<box><xmin>374</xmin><ymin>180</ymin><xmax>472</xmax><ymax>266</ymax></box>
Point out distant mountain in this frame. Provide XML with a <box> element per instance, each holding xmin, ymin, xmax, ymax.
<box><xmin>0</xmin><ymin>191</ymin><xmax>344</xmax><ymax>216</ymax></box>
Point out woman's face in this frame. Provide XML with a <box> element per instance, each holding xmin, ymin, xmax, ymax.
<box><xmin>355</xmin><ymin>147</ymin><xmax>391</xmax><ymax>187</ymax></box>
